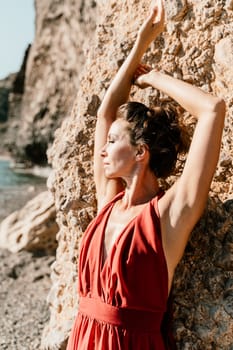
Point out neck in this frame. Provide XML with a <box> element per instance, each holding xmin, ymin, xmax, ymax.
<box><xmin>121</xmin><ymin>170</ymin><xmax>159</xmax><ymax>208</ymax></box>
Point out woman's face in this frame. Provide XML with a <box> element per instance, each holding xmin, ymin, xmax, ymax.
<box><xmin>101</xmin><ymin>119</ymin><xmax>138</xmax><ymax>179</ymax></box>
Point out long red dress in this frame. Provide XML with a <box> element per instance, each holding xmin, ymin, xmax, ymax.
<box><xmin>67</xmin><ymin>191</ymin><xmax>176</xmax><ymax>349</ymax></box>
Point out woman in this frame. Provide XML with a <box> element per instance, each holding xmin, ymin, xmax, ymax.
<box><xmin>67</xmin><ymin>1</ymin><xmax>225</xmax><ymax>349</ymax></box>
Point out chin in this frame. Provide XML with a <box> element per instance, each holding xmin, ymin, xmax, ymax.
<box><xmin>106</xmin><ymin>173</ymin><xmax>117</xmax><ymax>179</ymax></box>
<box><xmin>105</xmin><ymin>171</ymin><xmax>118</xmax><ymax>179</ymax></box>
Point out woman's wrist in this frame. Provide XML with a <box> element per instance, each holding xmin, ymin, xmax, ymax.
<box><xmin>135</xmin><ymin>34</ymin><xmax>157</xmax><ymax>53</ymax></box>
<box><xmin>141</xmin><ymin>70</ymin><xmax>159</xmax><ymax>86</ymax></box>
<box><xmin>133</xmin><ymin>36</ymin><xmax>150</xmax><ymax>57</ymax></box>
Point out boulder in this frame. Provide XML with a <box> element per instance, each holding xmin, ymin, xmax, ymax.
<box><xmin>0</xmin><ymin>191</ymin><xmax>58</xmax><ymax>254</ymax></box>
<box><xmin>7</xmin><ymin>0</ymin><xmax>97</xmax><ymax>164</ymax></box>
<box><xmin>42</xmin><ymin>0</ymin><xmax>233</xmax><ymax>349</ymax></box>
<box><xmin>1</xmin><ymin>0</ymin><xmax>231</xmax><ymax>348</ymax></box>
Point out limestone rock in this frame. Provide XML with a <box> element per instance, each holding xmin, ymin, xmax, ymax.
<box><xmin>0</xmin><ymin>191</ymin><xmax>58</xmax><ymax>254</ymax></box>
<box><xmin>1</xmin><ymin>45</ymin><xmax>32</xmax><ymax>156</ymax></box>
<box><xmin>0</xmin><ymin>0</ymin><xmax>230</xmax><ymax>348</ymax></box>
<box><xmin>0</xmin><ymin>74</ymin><xmax>16</xmax><ymax>123</ymax></box>
<box><xmin>173</xmin><ymin>197</ymin><xmax>233</xmax><ymax>349</ymax></box>
<box><xmin>6</xmin><ymin>0</ymin><xmax>97</xmax><ymax>164</ymax></box>
<box><xmin>43</xmin><ymin>1</ymin><xmax>233</xmax><ymax>349</ymax></box>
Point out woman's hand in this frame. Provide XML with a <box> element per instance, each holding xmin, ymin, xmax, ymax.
<box><xmin>133</xmin><ymin>64</ymin><xmax>154</xmax><ymax>88</ymax></box>
<box><xmin>137</xmin><ymin>0</ymin><xmax>165</xmax><ymax>49</ymax></box>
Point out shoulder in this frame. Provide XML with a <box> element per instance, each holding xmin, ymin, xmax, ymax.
<box><xmin>97</xmin><ymin>190</ymin><xmax>125</xmax><ymax>214</ymax></box>
<box><xmin>151</xmin><ymin>188</ymin><xmax>166</xmax><ymax>217</ymax></box>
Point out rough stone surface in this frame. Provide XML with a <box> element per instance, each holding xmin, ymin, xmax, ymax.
<box><xmin>1</xmin><ymin>0</ymin><xmax>232</xmax><ymax>349</ymax></box>
<box><xmin>0</xmin><ymin>74</ymin><xmax>16</xmax><ymax>123</ymax></box>
<box><xmin>44</xmin><ymin>1</ymin><xmax>233</xmax><ymax>349</ymax></box>
<box><xmin>0</xmin><ymin>45</ymin><xmax>31</xmax><ymax>156</ymax></box>
<box><xmin>0</xmin><ymin>191</ymin><xmax>58</xmax><ymax>254</ymax></box>
<box><xmin>5</xmin><ymin>0</ymin><xmax>97</xmax><ymax>164</ymax></box>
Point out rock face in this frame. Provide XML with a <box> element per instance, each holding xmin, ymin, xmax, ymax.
<box><xmin>5</xmin><ymin>0</ymin><xmax>97</xmax><ymax>164</ymax></box>
<box><xmin>0</xmin><ymin>74</ymin><xmax>16</xmax><ymax>123</ymax></box>
<box><xmin>0</xmin><ymin>191</ymin><xmax>58</xmax><ymax>254</ymax></box>
<box><xmin>2</xmin><ymin>0</ymin><xmax>231</xmax><ymax>348</ymax></box>
<box><xmin>42</xmin><ymin>1</ymin><xmax>233</xmax><ymax>349</ymax></box>
<box><xmin>1</xmin><ymin>45</ymin><xmax>32</xmax><ymax>156</ymax></box>
<box><xmin>0</xmin><ymin>73</ymin><xmax>17</xmax><ymax>153</ymax></box>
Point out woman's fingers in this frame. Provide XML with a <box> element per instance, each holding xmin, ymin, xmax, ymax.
<box><xmin>137</xmin><ymin>64</ymin><xmax>151</xmax><ymax>75</ymax></box>
<box><xmin>133</xmin><ymin>64</ymin><xmax>151</xmax><ymax>80</ymax></box>
<box><xmin>138</xmin><ymin>0</ymin><xmax>165</xmax><ymax>46</ymax></box>
<box><xmin>133</xmin><ymin>64</ymin><xmax>152</xmax><ymax>86</ymax></box>
<box><xmin>150</xmin><ymin>0</ymin><xmax>165</xmax><ymax>30</ymax></box>
<box><xmin>150</xmin><ymin>0</ymin><xmax>164</xmax><ymax>20</ymax></box>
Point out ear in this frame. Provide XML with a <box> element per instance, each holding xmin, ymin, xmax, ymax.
<box><xmin>135</xmin><ymin>144</ymin><xmax>148</xmax><ymax>161</ymax></box>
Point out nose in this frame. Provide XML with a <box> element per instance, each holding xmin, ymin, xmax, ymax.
<box><xmin>100</xmin><ymin>143</ymin><xmax>107</xmax><ymax>157</ymax></box>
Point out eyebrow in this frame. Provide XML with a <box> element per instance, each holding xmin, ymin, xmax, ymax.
<box><xmin>107</xmin><ymin>133</ymin><xmax>118</xmax><ymax>139</ymax></box>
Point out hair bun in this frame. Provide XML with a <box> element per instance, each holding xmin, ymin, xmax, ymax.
<box><xmin>116</xmin><ymin>101</ymin><xmax>189</xmax><ymax>178</ymax></box>
<box><xmin>146</xmin><ymin>110</ymin><xmax>152</xmax><ymax>118</ymax></box>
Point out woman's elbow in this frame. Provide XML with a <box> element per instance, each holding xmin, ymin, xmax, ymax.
<box><xmin>213</xmin><ymin>97</ymin><xmax>226</xmax><ymax>120</ymax></box>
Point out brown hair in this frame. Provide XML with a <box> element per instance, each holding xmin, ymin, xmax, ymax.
<box><xmin>116</xmin><ymin>101</ymin><xmax>188</xmax><ymax>178</ymax></box>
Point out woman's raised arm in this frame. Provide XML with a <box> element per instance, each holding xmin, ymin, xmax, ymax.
<box><xmin>136</xmin><ymin>70</ymin><xmax>226</xmax><ymax>273</ymax></box>
<box><xmin>94</xmin><ymin>1</ymin><xmax>165</xmax><ymax>209</ymax></box>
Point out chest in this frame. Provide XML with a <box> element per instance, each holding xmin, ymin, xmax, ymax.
<box><xmin>78</xmin><ymin>197</ymin><xmax>169</xmax><ymax>310</ymax></box>
<box><xmin>103</xmin><ymin>204</ymin><xmax>145</xmax><ymax>260</ymax></box>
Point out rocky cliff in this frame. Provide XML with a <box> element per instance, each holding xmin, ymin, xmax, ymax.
<box><xmin>42</xmin><ymin>0</ymin><xmax>233</xmax><ymax>349</ymax></box>
<box><xmin>0</xmin><ymin>74</ymin><xmax>16</xmax><ymax>123</ymax></box>
<box><xmin>2</xmin><ymin>0</ymin><xmax>232</xmax><ymax>349</ymax></box>
<box><xmin>0</xmin><ymin>73</ymin><xmax>17</xmax><ymax>153</ymax></box>
<box><xmin>2</xmin><ymin>0</ymin><xmax>97</xmax><ymax>164</ymax></box>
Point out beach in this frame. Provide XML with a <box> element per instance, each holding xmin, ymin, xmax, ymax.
<box><xmin>0</xmin><ymin>249</ymin><xmax>54</xmax><ymax>349</ymax></box>
<box><xmin>0</xmin><ymin>157</ymin><xmax>54</xmax><ymax>349</ymax></box>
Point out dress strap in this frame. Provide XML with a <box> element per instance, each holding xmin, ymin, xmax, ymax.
<box><xmin>79</xmin><ymin>296</ymin><xmax>164</xmax><ymax>332</ymax></box>
<box><xmin>151</xmin><ymin>189</ymin><xmax>164</xmax><ymax>218</ymax></box>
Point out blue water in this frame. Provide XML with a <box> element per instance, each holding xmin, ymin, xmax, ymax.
<box><xmin>0</xmin><ymin>159</ymin><xmax>45</xmax><ymax>188</ymax></box>
<box><xmin>0</xmin><ymin>159</ymin><xmax>47</xmax><ymax>221</ymax></box>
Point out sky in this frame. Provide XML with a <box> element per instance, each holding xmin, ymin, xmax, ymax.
<box><xmin>0</xmin><ymin>0</ymin><xmax>35</xmax><ymax>79</ymax></box>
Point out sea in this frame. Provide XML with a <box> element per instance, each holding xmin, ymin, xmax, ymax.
<box><xmin>0</xmin><ymin>158</ymin><xmax>47</xmax><ymax>222</ymax></box>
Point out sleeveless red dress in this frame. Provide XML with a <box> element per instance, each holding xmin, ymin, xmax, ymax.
<box><xmin>67</xmin><ymin>191</ymin><xmax>176</xmax><ymax>349</ymax></box>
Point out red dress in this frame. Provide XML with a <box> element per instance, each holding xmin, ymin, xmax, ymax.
<box><xmin>67</xmin><ymin>191</ymin><xmax>176</xmax><ymax>349</ymax></box>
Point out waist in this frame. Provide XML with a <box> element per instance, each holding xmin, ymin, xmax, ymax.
<box><xmin>79</xmin><ymin>296</ymin><xmax>164</xmax><ymax>332</ymax></box>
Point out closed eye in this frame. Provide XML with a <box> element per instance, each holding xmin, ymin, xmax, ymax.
<box><xmin>107</xmin><ymin>132</ymin><xmax>118</xmax><ymax>144</ymax></box>
<box><xmin>107</xmin><ymin>136</ymin><xmax>116</xmax><ymax>144</ymax></box>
